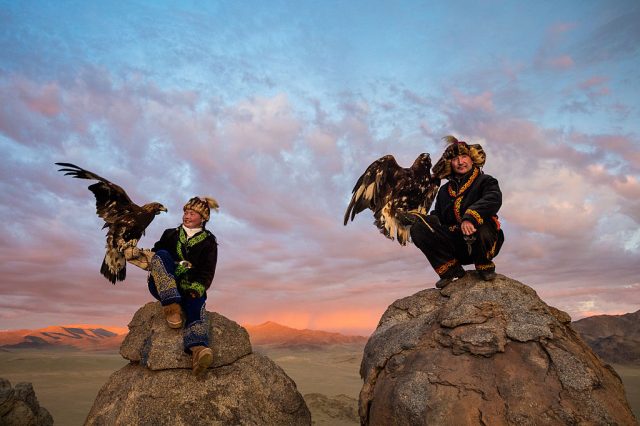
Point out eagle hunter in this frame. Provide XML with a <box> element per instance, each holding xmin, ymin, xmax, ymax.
<box><xmin>344</xmin><ymin>153</ymin><xmax>440</xmax><ymax>245</ymax></box>
<box><xmin>56</xmin><ymin>163</ymin><xmax>167</xmax><ymax>283</ymax></box>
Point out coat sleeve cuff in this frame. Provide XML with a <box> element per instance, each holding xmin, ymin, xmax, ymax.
<box><xmin>463</xmin><ymin>209</ymin><xmax>484</xmax><ymax>227</ymax></box>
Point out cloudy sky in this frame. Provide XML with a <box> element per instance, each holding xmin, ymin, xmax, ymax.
<box><xmin>1</xmin><ymin>1</ymin><xmax>639</xmax><ymax>335</ymax></box>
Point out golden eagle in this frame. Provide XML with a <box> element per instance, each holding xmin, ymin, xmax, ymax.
<box><xmin>56</xmin><ymin>163</ymin><xmax>167</xmax><ymax>284</ymax></box>
<box><xmin>343</xmin><ymin>153</ymin><xmax>440</xmax><ymax>245</ymax></box>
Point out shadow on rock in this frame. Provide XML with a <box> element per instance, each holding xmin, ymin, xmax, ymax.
<box><xmin>86</xmin><ymin>302</ymin><xmax>311</xmax><ymax>425</ymax></box>
<box><xmin>359</xmin><ymin>272</ymin><xmax>638</xmax><ymax>425</ymax></box>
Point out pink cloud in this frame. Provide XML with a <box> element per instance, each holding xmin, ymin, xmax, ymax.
<box><xmin>579</xmin><ymin>76</ymin><xmax>607</xmax><ymax>90</ymax></box>
<box><xmin>549</xmin><ymin>22</ymin><xmax>576</xmax><ymax>36</ymax></box>
<box><xmin>548</xmin><ymin>55</ymin><xmax>574</xmax><ymax>69</ymax></box>
<box><xmin>452</xmin><ymin>90</ymin><xmax>494</xmax><ymax>113</ymax></box>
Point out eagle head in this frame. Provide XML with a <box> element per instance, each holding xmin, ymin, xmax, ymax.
<box><xmin>411</xmin><ymin>153</ymin><xmax>432</xmax><ymax>175</ymax></box>
<box><xmin>145</xmin><ymin>202</ymin><xmax>168</xmax><ymax>215</ymax></box>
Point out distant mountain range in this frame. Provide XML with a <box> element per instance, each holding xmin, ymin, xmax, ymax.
<box><xmin>244</xmin><ymin>321</ymin><xmax>367</xmax><ymax>348</ymax></box>
<box><xmin>3</xmin><ymin>311</ymin><xmax>636</xmax><ymax>360</ymax></box>
<box><xmin>0</xmin><ymin>321</ymin><xmax>366</xmax><ymax>352</ymax></box>
<box><xmin>0</xmin><ymin>325</ymin><xmax>127</xmax><ymax>351</ymax></box>
<box><xmin>572</xmin><ymin>309</ymin><xmax>640</xmax><ymax>365</ymax></box>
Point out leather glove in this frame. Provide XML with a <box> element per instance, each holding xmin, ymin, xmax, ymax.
<box><xmin>124</xmin><ymin>245</ymin><xmax>141</xmax><ymax>261</ymax></box>
<box><xmin>126</xmin><ymin>249</ymin><xmax>154</xmax><ymax>271</ymax></box>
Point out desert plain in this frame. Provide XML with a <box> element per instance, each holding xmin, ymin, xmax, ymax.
<box><xmin>1</xmin><ymin>344</ymin><xmax>638</xmax><ymax>425</ymax></box>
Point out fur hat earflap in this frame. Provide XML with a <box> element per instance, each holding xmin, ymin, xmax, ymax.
<box><xmin>432</xmin><ymin>135</ymin><xmax>486</xmax><ymax>179</ymax></box>
<box><xmin>183</xmin><ymin>196</ymin><xmax>219</xmax><ymax>221</ymax></box>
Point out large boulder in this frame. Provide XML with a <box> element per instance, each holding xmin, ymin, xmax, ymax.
<box><xmin>86</xmin><ymin>302</ymin><xmax>310</xmax><ymax>425</ymax></box>
<box><xmin>359</xmin><ymin>273</ymin><xmax>637</xmax><ymax>425</ymax></box>
<box><xmin>0</xmin><ymin>378</ymin><xmax>53</xmax><ymax>425</ymax></box>
<box><xmin>119</xmin><ymin>302</ymin><xmax>252</xmax><ymax>370</ymax></box>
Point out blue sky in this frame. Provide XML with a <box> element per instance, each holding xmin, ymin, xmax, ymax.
<box><xmin>1</xmin><ymin>0</ymin><xmax>639</xmax><ymax>334</ymax></box>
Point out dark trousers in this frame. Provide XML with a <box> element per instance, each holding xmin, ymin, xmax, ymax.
<box><xmin>148</xmin><ymin>250</ymin><xmax>209</xmax><ymax>352</ymax></box>
<box><xmin>410</xmin><ymin>215</ymin><xmax>504</xmax><ymax>278</ymax></box>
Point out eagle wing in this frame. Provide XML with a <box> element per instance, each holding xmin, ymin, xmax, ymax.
<box><xmin>56</xmin><ymin>162</ymin><xmax>166</xmax><ymax>284</ymax></box>
<box><xmin>344</xmin><ymin>153</ymin><xmax>439</xmax><ymax>245</ymax></box>
<box><xmin>55</xmin><ymin>162</ymin><xmax>136</xmax><ymax>225</ymax></box>
<box><xmin>344</xmin><ymin>154</ymin><xmax>401</xmax><ymax>225</ymax></box>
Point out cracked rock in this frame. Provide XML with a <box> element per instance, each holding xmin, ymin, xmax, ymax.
<box><xmin>359</xmin><ymin>273</ymin><xmax>637</xmax><ymax>425</ymax></box>
<box><xmin>85</xmin><ymin>302</ymin><xmax>310</xmax><ymax>425</ymax></box>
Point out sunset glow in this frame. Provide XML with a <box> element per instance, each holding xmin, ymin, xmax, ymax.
<box><xmin>1</xmin><ymin>1</ymin><xmax>639</xmax><ymax>335</ymax></box>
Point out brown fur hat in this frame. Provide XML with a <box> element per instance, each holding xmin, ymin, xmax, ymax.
<box><xmin>183</xmin><ymin>196</ymin><xmax>219</xmax><ymax>221</ymax></box>
<box><xmin>432</xmin><ymin>135</ymin><xmax>486</xmax><ymax>178</ymax></box>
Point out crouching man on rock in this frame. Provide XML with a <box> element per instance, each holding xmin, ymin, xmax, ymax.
<box><xmin>125</xmin><ymin>196</ymin><xmax>219</xmax><ymax>375</ymax></box>
<box><xmin>410</xmin><ymin>136</ymin><xmax>505</xmax><ymax>289</ymax></box>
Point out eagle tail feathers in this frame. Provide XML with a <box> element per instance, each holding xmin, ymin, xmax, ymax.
<box><xmin>101</xmin><ymin>250</ymin><xmax>126</xmax><ymax>284</ymax></box>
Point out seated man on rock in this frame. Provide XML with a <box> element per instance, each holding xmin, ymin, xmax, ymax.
<box><xmin>410</xmin><ymin>136</ymin><xmax>505</xmax><ymax>288</ymax></box>
<box><xmin>125</xmin><ymin>196</ymin><xmax>219</xmax><ymax>375</ymax></box>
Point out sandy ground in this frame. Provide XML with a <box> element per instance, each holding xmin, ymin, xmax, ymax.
<box><xmin>256</xmin><ymin>344</ymin><xmax>364</xmax><ymax>425</ymax></box>
<box><xmin>0</xmin><ymin>348</ymin><xmax>638</xmax><ymax>425</ymax></box>
<box><xmin>0</xmin><ymin>350</ymin><xmax>128</xmax><ymax>425</ymax></box>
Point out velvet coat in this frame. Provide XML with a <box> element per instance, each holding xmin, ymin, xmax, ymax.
<box><xmin>431</xmin><ymin>166</ymin><xmax>502</xmax><ymax>230</ymax></box>
<box><xmin>152</xmin><ymin>226</ymin><xmax>218</xmax><ymax>296</ymax></box>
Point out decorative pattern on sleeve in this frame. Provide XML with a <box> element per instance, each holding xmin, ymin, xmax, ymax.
<box><xmin>465</xmin><ymin>209</ymin><xmax>484</xmax><ymax>225</ymax></box>
<box><xmin>435</xmin><ymin>258</ymin><xmax>458</xmax><ymax>276</ymax></box>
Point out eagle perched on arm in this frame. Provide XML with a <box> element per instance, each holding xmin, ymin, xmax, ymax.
<box><xmin>56</xmin><ymin>163</ymin><xmax>167</xmax><ymax>284</ymax></box>
<box><xmin>343</xmin><ymin>153</ymin><xmax>440</xmax><ymax>245</ymax></box>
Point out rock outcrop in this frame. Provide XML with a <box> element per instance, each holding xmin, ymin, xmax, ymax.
<box><xmin>359</xmin><ymin>273</ymin><xmax>637</xmax><ymax>425</ymax></box>
<box><xmin>573</xmin><ymin>309</ymin><xmax>640</xmax><ymax>365</ymax></box>
<box><xmin>0</xmin><ymin>378</ymin><xmax>53</xmax><ymax>425</ymax></box>
<box><xmin>85</xmin><ymin>302</ymin><xmax>311</xmax><ymax>425</ymax></box>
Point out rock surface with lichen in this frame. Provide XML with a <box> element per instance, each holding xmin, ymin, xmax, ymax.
<box><xmin>359</xmin><ymin>273</ymin><xmax>637</xmax><ymax>425</ymax></box>
<box><xmin>85</xmin><ymin>301</ymin><xmax>311</xmax><ymax>425</ymax></box>
<box><xmin>0</xmin><ymin>378</ymin><xmax>53</xmax><ymax>426</ymax></box>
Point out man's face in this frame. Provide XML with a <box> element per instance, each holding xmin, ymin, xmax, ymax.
<box><xmin>451</xmin><ymin>154</ymin><xmax>473</xmax><ymax>175</ymax></box>
<box><xmin>183</xmin><ymin>209</ymin><xmax>204</xmax><ymax>228</ymax></box>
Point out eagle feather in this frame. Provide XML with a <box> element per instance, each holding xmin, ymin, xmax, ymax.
<box><xmin>56</xmin><ymin>162</ymin><xmax>167</xmax><ymax>284</ymax></box>
<box><xmin>343</xmin><ymin>153</ymin><xmax>440</xmax><ymax>245</ymax></box>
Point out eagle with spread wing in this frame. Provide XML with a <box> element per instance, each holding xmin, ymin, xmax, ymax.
<box><xmin>56</xmin><ymin>163</ymin><xmax>167</xmax><ymax>284</ymax></box>
<box><xmin>343</xmin><ymin>153</ymin><xmax>440</xmax><ymax>245</ymax></box>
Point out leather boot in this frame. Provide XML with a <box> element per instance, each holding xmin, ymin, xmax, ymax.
<box><xmin>435</xmin><ymin>265</ymin><xmax>466</xmax><ymax>289</ymax></box>
<box><xmin>162</xmin><ymin>303</ymin><xmax>183</xmax><ymax>329</ymax></box>
<box><xmin>479</xmin><ymin>270</ymin><xmax>497</xmax><ymax>281</ymax></box>
<box><xmin>191</xmin><ymin>345</ymin><xmax>213</xmax><ymax>375</ymax></box>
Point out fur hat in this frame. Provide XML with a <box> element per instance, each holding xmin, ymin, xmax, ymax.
<box><xmin>432</xmin><ymin>135</ymin><xmax>486</xmax><ymax>179</ymax></box>
<box><xmin>183</xmin><ymin>196</ymin><xmax>219</xmax><ymax>222</ymax></box>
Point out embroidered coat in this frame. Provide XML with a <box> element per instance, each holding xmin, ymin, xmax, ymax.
<box><xmin>152</xmin><ymin>226</ymin><xmax>218</xmax><ymax>297</ymax></box>
<box><xmin>431</xmin><ymin>166</ymin><xmax>502</xmax><ymax>229</ymax></box>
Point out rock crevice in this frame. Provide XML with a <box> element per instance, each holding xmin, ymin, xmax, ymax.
<box><xmin>86</xmin><ymin>301</ymin><xmax>311</xmax><ymax>425</ymax></box>
<box><xmin>359</xmin><ymin>273</ymin><xmax>637</xmax><ymax>425</ymax></box>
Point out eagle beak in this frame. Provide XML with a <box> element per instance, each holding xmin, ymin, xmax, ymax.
<box><xmin>158</xmin><ymin>206</ymin><xmax>168</xmax><ymax>214</ymax></box>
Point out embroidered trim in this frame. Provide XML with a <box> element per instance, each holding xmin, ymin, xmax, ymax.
<box><xmin>492</xmin><ymin>216</ymin><xmax>501</xmax><ymax>230</ymax></box>
<box><xmin>150</xmin><ymin>255</ymin><xmax>180</xmax><ymax>304</ymax></box>
<box><xmin>488</xmin><ymin>240</ymin><xmax>497</xmax><ymax>259</ymax></box>
<box><xmin>179</xmin><ymin>227</ymin><xmax>209</xmax><ymax>248</ymax></box>
<box><xmin>465</xmin><ymin>209</ymin><xmax>483</xmax><ymax>225</ymax></box>
<box><xmin>447</xmin><ymin>167</ymin><xmax>479</xmax><ymax>197</ymax></box>
<box><xmin>180</xmin><ymin>280</ymin><xmax>206</xmax><ymax>297</ymax></box>
<box><xmin>448</xmin><ymin>224</ymin><xmax>459</xmax><ymax>232</ymax></box>
<box><xmin>183</xmin><ymin>304</ymin><xmax>209</xmax><ymax>349</ymax></box>
<box><xmin>475</xmin><ymin>262</ymin><xmax>495</xmax><ymax>271</ymax></box>
<box><xmin>435</xmin><ymin>259</ymin><xmax>457</xmax><ymax>275</ymax></box>
<box><xmin>454</xmin><ymin>197</ymin><xmax>463</xmax><ymax>223</ymax></box>
<box><xmin>177</xmin><ymin>227</ymin><xmax>209</xmax><ymax>263</ymax></box>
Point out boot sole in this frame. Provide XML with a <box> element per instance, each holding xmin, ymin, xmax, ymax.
<box><xmin>193</xmin><ymin>349</ymin><xmax>213</xmax><ymax>375</ymax></box>
<box><xmin>167</xmin><ymin>319</ymin><xmax>184</xmax><ymax>329</ymax></box>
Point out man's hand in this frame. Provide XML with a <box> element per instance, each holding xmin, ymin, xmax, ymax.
<box><xmin>460</xmin><ymin>220</ymin><xmax>476</xmax><ymax>236</ymax></box>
